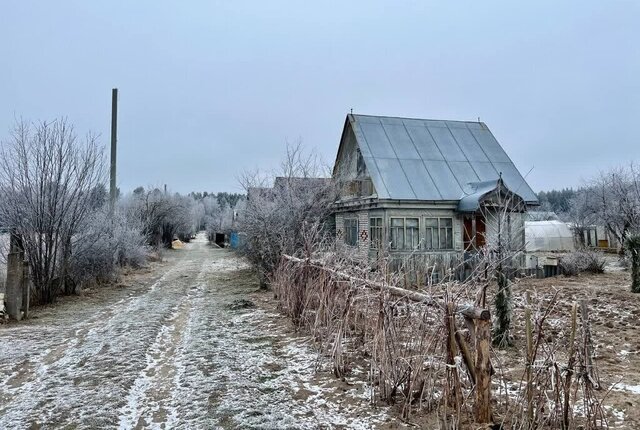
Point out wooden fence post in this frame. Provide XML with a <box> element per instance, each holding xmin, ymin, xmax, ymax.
<box><xmin>525</xmin><ymin>291</ymin><xmax>534</xmax><ymax>426</ymax></box>
<box><xmin>562</xmin><ymin>303</ymin><xmax>578</xmax><ymax>429</ymax></box>
<box><xmin>475</xmin><ymin>316</ymin><xmax>492</xmax><ymax>423</ymax></box>
<box><xmin>580</xmin><ymin>300</ymin><xmax>600</xmax><ymax>389</ymax></box>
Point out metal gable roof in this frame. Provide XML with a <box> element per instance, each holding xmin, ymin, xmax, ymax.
<box><xmin>347</xmin><ymin>114</ymin><xmax>538</xmax><ymax>204</ymax></box>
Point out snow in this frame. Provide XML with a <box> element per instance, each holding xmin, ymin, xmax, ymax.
<box><xmin>614</xmin><ymin>383</ymin><xmax>640</xmax><ymax>395</ymax></box>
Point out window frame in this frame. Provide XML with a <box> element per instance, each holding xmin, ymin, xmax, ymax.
<box><xmin>424</xmin><ymin>216</ymin><xmax>454</xmax><ymax>250</ymax></box>
<box><xmin>344</xmin><ymin>218</ymin><xmax>359</xmax><ymax>247</ymax></box>
<box><xmin>369</xmin><ymin>217</ymin><xmax>383</xmax><ymax>249</ymax></box>
<box><xmin>389</xmin><ymin>217</ymin><xmax>421</xmax><ymax>250</ymax></box>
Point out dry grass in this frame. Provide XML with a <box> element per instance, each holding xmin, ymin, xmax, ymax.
<box><xmin>269</xmin><ymin>250</ymin><xmax>621</xmax><ymax>428</ymax></box>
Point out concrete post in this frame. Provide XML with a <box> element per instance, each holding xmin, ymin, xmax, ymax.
<box><xmin>109</xmin><ymin>88</ymin><xmax>118</xmax><ymax>216</ymax></box>
<box><xmin>21</xmin><ymin>260</ymin><xmax>30</xmax><ymax>319</ymax></box>
<box><xmin>5</xmin><ymin>233</ymin><xmax>25</xmax><ymax>320</ymax></box>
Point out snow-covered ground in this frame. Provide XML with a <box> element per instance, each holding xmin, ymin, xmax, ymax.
<box><xmin>0</xmin><ymin>234</ymin><xmax>391</xmax><ymax>429</ymax></box>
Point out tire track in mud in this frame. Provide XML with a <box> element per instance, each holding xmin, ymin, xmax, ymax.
<box><xmin>0</xmin><ymin>253</ymin><xmax>195</xmax><ymax>428</ymax></box>
<box><xmin>118</xmin><ymin>257</ymin><xmax>209</xmax><ymax>429</ymax></box>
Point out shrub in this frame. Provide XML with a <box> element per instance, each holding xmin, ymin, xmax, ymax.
<box><xmin>559</xmin><ymin>250</ymin><xmax>606</xmax><ymax>276</ymax></box>
<box><xmin>69</xmin><ymin>210</ymin><xmax>147</xmax><ymax>287</ymax></box>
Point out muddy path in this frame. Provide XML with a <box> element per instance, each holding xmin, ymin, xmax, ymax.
<box><xmin>0</xmin><ymin>234</ymin><xmax>392</xmax><ymax>429</ymax></box>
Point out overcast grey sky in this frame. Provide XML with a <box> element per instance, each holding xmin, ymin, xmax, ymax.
<box><xmin>1</xmin><ymin>1</ymin><xmax>638</xmax><ymax>194</ymax></box>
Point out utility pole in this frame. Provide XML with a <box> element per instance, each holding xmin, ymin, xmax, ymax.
<box><xmin>109</xmin><ymin>88</ymin><xmax>118</xmax><ymax>215</ymax></box>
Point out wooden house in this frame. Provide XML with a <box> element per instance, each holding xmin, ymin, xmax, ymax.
<box><xmin>331</xmin><ymin>114</ymin><xmax>539</xmax><ymax>274</ymax></box>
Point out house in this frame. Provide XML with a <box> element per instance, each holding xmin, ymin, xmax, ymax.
<box><xmin>331</xmin><ymin>114</ymin><xmax>539</xmax><ymax>274</ymax></box>
<box><xmin>247</xmin><ymin>177</ymin><xmax>333</xmax><ymax>205</ymax></box>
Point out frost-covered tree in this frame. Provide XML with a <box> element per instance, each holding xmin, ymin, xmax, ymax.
<box><xmin>120</xmin><ymin>188</ymin><xmax>199</xmax><ymax>248</ymax></box>
<box><xmin>627</xmin><ymin>234</ymin><xmax>640</xmax><ymax>293</ymax></box>
<box><xmin>480</xmin><ymin>183</ymin><xmax>527</xmax><ymax>348</ymax></box>
<box><xmin>562</xmin><ymin>188</ymin><xmax>599</xmax><ymax>248</ymax></box>
<box><xmin>238</xmin><ymin>143</ymin><xmax>337</xmax><ymax>287</ymax></box>
<box><xmin>592</xmin><ymin>165</ymin><xmax>640</xmax><ymax>251</ymax></box>
<box><xmin>0</xmin><ymin>119</ymin><xmax>106</xmax><ymax>304</ymax></box>
<box><xmin>69</xmin><ymin>207</ymin><xmax>147</xmax><ymax>286</ymax></box>
<box><xmin>537</xmin><ymin>188</ymin><xmax>576</xmax><ymax>214</ymax></box>
<box><xmin>201</xmin><ymin>193</ymin><xmax>245</xmax><ymax>239</ymax></box>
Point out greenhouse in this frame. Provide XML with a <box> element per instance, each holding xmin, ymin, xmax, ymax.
<box><xmin>525</xmin><ymin>220</ymin><xmax>575</xmax><ymax>252</ymax></box>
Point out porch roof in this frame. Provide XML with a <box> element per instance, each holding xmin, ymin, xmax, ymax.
<box><xmin>457</xmin><ymin>178</ymin><xmax>525</xmax><ymax>213</ymax></box>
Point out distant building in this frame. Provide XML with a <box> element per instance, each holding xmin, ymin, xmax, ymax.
<box><xmin>573</xmin><ymin>224</ymin><xmax>620</xmax><ymax>250</ymax></box>
<box><xmin>331</xmin><ymin>114</ymin><xmax>539</xmax><ymax>275</ymax></box>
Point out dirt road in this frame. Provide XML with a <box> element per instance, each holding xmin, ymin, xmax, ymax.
<box><xmin>0</xmin><ymin>234</ymin><xmax>390</xmax><ymax>429</ymax></box>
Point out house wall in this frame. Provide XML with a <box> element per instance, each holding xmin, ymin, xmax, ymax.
<box><xmin>333</xmin><ymin>127</ymin><xmax>368</xmax><ymax>182</ymax></box>
<box><xmin>335</xmin><ymin>205</ymin><xmax>530</xmax><ymax>281</ymax></box>
<box><xmin>335</xmin><ymin>210</ymin><xmax>369</xmax><ymax>259</ymax></box>
<box><xmin>336</xmin><ymin>206</ymin><xmax>465</xmax><ymax>256</ymax></box>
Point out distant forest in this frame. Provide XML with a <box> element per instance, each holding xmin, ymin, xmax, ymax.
<box><xmin>188</xmin><ymin>191</ymin><xmax>245</xmax><ymax>209</ymax></box>
<box><xmin>536</xmin><ymin>188</ymin><xmax>576</xmax><ymax>214</ymax></box>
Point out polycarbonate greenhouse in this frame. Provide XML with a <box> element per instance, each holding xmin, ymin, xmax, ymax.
<box><xmin>525</xmin><ymin>220</ymin><xmax>575</xmax><ymax>252</ymax></box>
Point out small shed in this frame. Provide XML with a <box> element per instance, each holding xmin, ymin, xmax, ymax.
<box><xmin>525</xmin><ymin>220</ymin><xmax>574</xmax><ymax>252</ymax></box>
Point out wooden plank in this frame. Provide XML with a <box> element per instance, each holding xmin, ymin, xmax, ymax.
<box><xmin>282</xmin><ymin>254</ymin><xmax>490</xmax><ymax>320</ymax></box>
<box><xmin>475</xmin><ymin>317</ymin><xmax>492</xmax><ymax>423</ymax></box>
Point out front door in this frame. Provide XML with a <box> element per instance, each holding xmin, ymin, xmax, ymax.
<box><xmin>463</xmin><ymin>214</ymin><xmax>486</xmax><ymax>250</ymax></box>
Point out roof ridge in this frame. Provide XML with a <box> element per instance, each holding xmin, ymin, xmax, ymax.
<box><xmin>351</xmin><ymin>113</ymin><xmax>482</xmax><ymax>124</ymax></box>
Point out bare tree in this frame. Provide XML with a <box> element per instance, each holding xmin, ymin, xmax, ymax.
<box><xmin>627</xmin><ymin>234</ymin><xmax>640</xmax><ymax>293</ymax></box>
<box><xmin>120</xmin><ymin>188</ymin><xmax>198</xmax><ymax>248</ymax></box>
<box><xmin>238</xmin><ymin>142</ymin><xmax>338</xmax><ymax>287</ymax></box>
<box><xmin>479</xmin><ymin>181</ymin><xmax>527</xmax><ymax>348</ymax></box>
<box><xmin>563</xmin><ymin>188</ymin><xmax>599</xmax><ymax>248</ymax></box>
<box><xmin>592</xmin><ymin>164</ymin><xmax>640</xmax><ymax>250</ymax></box>
<box><xmin>0</xmin><ymin>119</ymin><xmax>106</xmax><ymax>304</ymax></box>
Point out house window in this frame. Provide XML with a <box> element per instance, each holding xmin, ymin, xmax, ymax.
<box><xmin>425</xmin><ymin>217</ymin><xmax>454</xmax><ymax>250</ymax></box>
<box><xmin>390</xmin><ymin>217</ymin><xmax>420</xmax><ymax>250</ymax></box>
<box><xmin>406</xmin><ymin>218</ymin><xmax>420</xmax><ymax>249</ymax></box>
<box><xmin>390</xmin><ymin>218</ymin><xmax>404</xmax><ymax>249</ymax></box>
<box><xmin>425</xmin><ymin>218</ymin><xmax>438</xmax><ymax>249</ymax></box>
<box><xmin>370</xmin><ymin>217</ymin><xmax>383</xmax><ymax>249</ymax></box>
<box><xmin>344</xmin><ymin>218</ymin><xmax>358</xmax><ymax>246</ymax></box>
